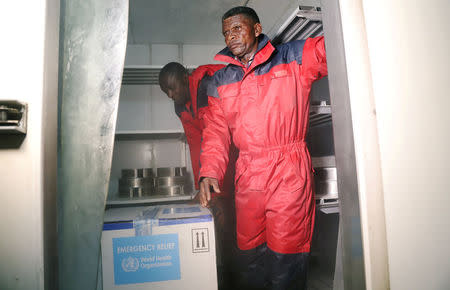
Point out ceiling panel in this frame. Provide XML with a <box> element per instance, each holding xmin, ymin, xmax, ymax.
<box><xmin>127</xmin><ymin>0</ymin><xmax>321</xmax><ymax>45</ymax></box>
<box><xmin>128</xmin><ymin>0</ymin><xmax>242</xmax><ymax>45</ymax></box>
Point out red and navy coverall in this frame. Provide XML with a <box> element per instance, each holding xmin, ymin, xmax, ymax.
<box><xmin>176</xmin><ymin>64</ymin><xmax>238</xmax><ymax>285</ymax></box>
<box><xmin>174</xmin><ymin>64</ymin><xmax>225</xmax><ymax>190</ymax></box>
<box><xmin>199</xmin><ymin>35</ymin><xmax>327</xmax><ymax>284</ymax></box>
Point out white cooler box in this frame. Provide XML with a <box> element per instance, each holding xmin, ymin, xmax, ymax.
<box><xmin>101</xmin><ymin>203</ymin><xmax>217</xmax><ymax>290</ymax></box>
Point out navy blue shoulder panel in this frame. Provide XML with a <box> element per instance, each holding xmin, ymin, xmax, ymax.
<box><xmin>207</xmin><ymin>37</ymin><xmax>303</xmax><ymax>97</ymax></box>
<box><xmin>196</xmin><ymin>74</ymin><xmax>211</xmax><ymax>110</ymax></box>
<box><xmin>174</xmin><ymin>102</ymin><xmax>184</xmax><ymax>118</ymax></box>
<box><xmin>254</xmin><ymin>39</ymin><xmax>306</xmax><ymax>76</ymax></box>
<box><xmin>206</xmin><ymin>65</ymin><xmax>244</xmax><ymax>98</ymax></box>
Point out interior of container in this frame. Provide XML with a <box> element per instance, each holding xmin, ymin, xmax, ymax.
<box><xmin>107</xmin><ymin>1</ymin><xmax>343</xmax><ymax>289</ymax></box>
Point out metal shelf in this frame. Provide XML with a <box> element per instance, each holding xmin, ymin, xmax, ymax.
<box><xmin>272</xmin><ymin>6</ymin><xmax>323</xmax><ymax>45</ymax></box>
<box><xmin>122</xmin><ymin>65</ymin><xmax>161</xmax><ymax>85</ymax></box>
<box><xmin>106</xmin><ymin>194</ymin><xmax>194</xmax><ymax>206</ymax></box>
<box><xmin>122</xmin><ymin>65</ymin><xmax>195</xmax><ymax>85</ymax></box>
<box><xmin>312</xmin><ymin>155</ymin><xmax>339</xmax><ymax>213</ymax></box>
<box><xmin>309</xmin><ymin>104</ymin><xmax>332</xmax><ymax>127</ymax></box>
<box><xmin>312</xmin><ymin>155</ymin><xmax>335</xmax><ymax>168</ymax></box>
<box><xmin>115</xmin><ymin>129</ymin><xmax>185</xmax><ymax>140</ymax></box>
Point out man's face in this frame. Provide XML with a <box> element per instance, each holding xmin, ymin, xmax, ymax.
<box><xmin>160</xmin><ymin>74</ymin><xmax>190</xmax><ymax>105</ymax></box>
<box><xmin>222</xmin><ymin>14</ymin><xmax>261</xmax><ymax>59</ymax></box>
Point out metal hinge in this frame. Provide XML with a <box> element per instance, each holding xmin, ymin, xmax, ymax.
<box><xmin>0</xmin><ymin>100</ymin><xmax>27</xmax><ymax>135</ymax></box>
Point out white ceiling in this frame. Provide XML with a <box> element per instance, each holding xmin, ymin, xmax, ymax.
<box><xmin>127</xmin><ymin>0</ymin><xmax>321</xmax><ymax>45</ymax></box>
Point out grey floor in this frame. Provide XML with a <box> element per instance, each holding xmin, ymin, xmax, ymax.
<box><xmin>217</xmin><ymin>209</ymin><xmax>340</xmax><ymax>290</ymax></box>
<box><xmin>308</xmin><ymin>256</ymin><xmax>335</xmax><ymax>290</ymax></box>
<box><xmin>307</xmin><ymin>210</ymin><xmax>339</xmax><ymax>290</ymax></box>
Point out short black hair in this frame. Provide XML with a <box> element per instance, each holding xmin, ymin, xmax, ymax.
<box><xmin>222</xmin><ymin>6</ymin><xmax>260</xmax><ymax>24</ymax></box>
<box><xmin>159</xmin><ymin>62</ymin><xmax>187</xmax><ymax>87</ymax></box>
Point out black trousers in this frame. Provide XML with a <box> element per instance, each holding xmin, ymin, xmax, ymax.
<box><xmin>235</xmin><ymin>243</ymin><xmax>309</xmax><ymax>290</ymax></box>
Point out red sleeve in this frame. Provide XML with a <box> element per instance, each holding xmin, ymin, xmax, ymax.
<box><xmin>198</xmin><ymin>95</ymin><xmax>231</xmax><ymax>184</ymax></box>
<box><xmin>180</xmin><ymin>116</ymin><xmax>202</xmax><ymax>190</ymax></box>
<box><xmin>301</xmin><ymin>36</ymin><xmax>328</xmax><ymax>82</ymax></box>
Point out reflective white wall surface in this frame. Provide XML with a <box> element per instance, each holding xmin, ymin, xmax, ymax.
<box><xmin>340</xmin><ymin>0</ymin><xmax>450</xmax><ymax>289</ymax></box>
<box><xmin>0</xmin><ymin>1</ymin><xmax>59</xmax><ymax>289</ymax></box>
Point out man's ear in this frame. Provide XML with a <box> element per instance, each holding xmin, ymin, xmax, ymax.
<box><xmin>254</xmin><ymin>22</ymin><xmax>262</xmax><ymax>37</ymax></box>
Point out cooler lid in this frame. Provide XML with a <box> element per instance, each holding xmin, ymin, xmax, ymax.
<box><xmin>103</xmin><ymin>204</ymin><xmax>212</xmax><ymax>224</ymax></box>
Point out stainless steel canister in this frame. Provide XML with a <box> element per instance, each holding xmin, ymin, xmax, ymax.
<box><xmin>155</xmin><ymin>176</ymin><xmax>186</xmax><ymax>187</ymax></box>
<box><xmin>118</xmin><ymin>187</ymin><xmax>153</xmax><ymax>198</ymax></box>
<box><xmin>121</xmin><ymin>168</ymin><xmax>153</xmax><ymax>178</ymax></box>
<box><xmin>153</xmin><ymin>167</ymin><xmax>188</xmax><ymax>196</ymax></box>
<box><xmin>156</xmin><ymin>167</ymin><xmax>187</xmax><ymax>177</ymax></box>
<box><xmin>119</xmin><ymin>177</ymin><xmax>153</xmax><ymax>188</ymax></box>
<box><xmin>119</xmin><ymin>168</ymin><xmax>154</xmax><ymax>198</ymax></box>
<box><xmin>156</xmin><ymin>185</ymin><xmax>184</xmax><ymax>196</ymax></box>
<box><xmin>313</xmin><ymin>167</ymin><xmax>338</xmax><ymax>196</ymax></box>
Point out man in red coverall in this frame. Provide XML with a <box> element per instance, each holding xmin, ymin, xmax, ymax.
<box><xmin>158</xmin><ymin>62</ymin><xmax>237</xmax><ymax>289</ymax></box>
<box><xmin>198</xmin><ymin>6</ymin><xmax>327</xmax><ymax>290</ymax></box>
<box><xmin>158</xmin><ymin>62</ymin><xmax>225</xmax><ymax>190</ymax></box>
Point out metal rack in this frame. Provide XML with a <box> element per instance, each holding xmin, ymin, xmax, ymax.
<box><xmin>312</xmin><ymin>155</ymin><xmax>339</xmax><ymax>213</ymax></box>
<box><xmin>106</xmin><ymin>194</ymin><xmax>194</xmax><ymax>206</ymax></box>
<box><xmin>114</xmin><ymin>129</ymin><xmax>185</xmax><ymax>140</ymax></box>
<box><xmin>122</xmin><ymin>65</ymin><xmax>195</xmax><ymax>85</ymax></box>
<box><xmin>310</xmin><ymin>102</ymin><xmax>332</xmax><ymax>127</ymax></box>
<box><xmin>110</xmin><ymin>131</ymin><xmax>193</xmax><ymax>206</ymax></box>
<box><xmin>271</xmin><ymin>6</ymin><xmax>323</xmax><ymax>45</ymax></box>
<box><xmin>271</xmin><ymin>6</ymin><xmax>337</xmax><ymax>213</ymax></box>
<box><xmin>113</xmin><ymin>64</ymin><xmax>196</xmax><ymax>206</ymax></box>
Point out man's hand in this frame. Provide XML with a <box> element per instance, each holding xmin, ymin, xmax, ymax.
<box><xmin>189</xmin><ymin>191</ymin><xmax>200</xmax><ymax>204</ymax></box>
<box><xmin>199</xmin><ymin>177</ymin><xmax>220</xmax><ymax>207</ymax></box>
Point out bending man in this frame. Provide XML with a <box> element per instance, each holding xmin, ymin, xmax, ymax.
<box><xmin>159</xmin><ymin>62</ymin><xmax>237</xmax><ymax>288</ymax></box>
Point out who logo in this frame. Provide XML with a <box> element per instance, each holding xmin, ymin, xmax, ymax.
<box><xmin>121</xmin><ymin>256</ymin><xmax>139</xmax><ymax>272</ymax></box>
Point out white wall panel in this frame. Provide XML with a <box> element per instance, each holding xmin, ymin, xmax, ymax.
<box><xmin>0</xmin><ymin>1</ymin><xmax>58</xmax><ymax>289</ymax></box>
<box><xmin>116</xmin><ymin>85</ymin><xmax>152</xmax><ymax>131</ymax></box>
<box><xmin>125</xmin><ymin>44</ymin><xmax>150</xmax><ymax>65</ymax></box>
<box><xmin>182</xmin><ymin>44</ymin><xmax>225</xmax><ymax>66</ymax></box>
<box><xmin>150</xmin><ymin>85</ymin><xmax>182</xmax><ymax>130</ymax></box>
<box><xmin>151</xmin><ymin>44</ymin><xmax>180</xmax><ymax>65</ymax></box>
<box><xmin>362</xmin><ymin>1</ymin><xmax>450</xmax><ymax>289</ymax></box>
<box><xmin>340</xmin><ymin>0</ymin><xmax>450</xmax><ymax>289</ymax></box>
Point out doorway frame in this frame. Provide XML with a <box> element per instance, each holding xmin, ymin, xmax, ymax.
<box><xmin>321</xmin><ymin>1</ymin><xmax>390</xmax><ymax>289</ymax></box>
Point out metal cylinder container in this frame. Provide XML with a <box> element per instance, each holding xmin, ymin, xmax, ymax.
<box><xmin>121</xmin><ymin>168</ymin><xmax>153</xmax><ymax>178</ymax></box>
<box><xmin>119</xmin><ymin>177</ymin><xmax>153</xmax><ymax>188</ymax></box>
<box><xmin>152</xmin><ymin>167</ymin><xmax>188</xmax><ymax>196</ymax></box>
<box><xmin>156</xmin><ymin>167</ymin><xmax>187</xmax><ymax>177</ymax></box>
<box><xmin>156</xmin><ymin>185</ymin><xmax>184</xmax><ymax>196</ymax></box>
<box><xmin>118</xmin><ymin>186</ymin><xmax>153</xmax><ymax>198</ymax></box>
<box><xmin>314</xmin><ymin>167</ymin><xmax>337</xmax><ymax>181</ymax></box>
<box><xmin>119</xmin><ymin>168</ymin><xmax>155</xmax><ymax>198</ymax></box>
<box><xmin>313</xmin><ymin>167</ymin><xmax>338</xmax><ymax>196</ymax></box>
<box><xmin>155</xmin><ymin>176</ymin><xmax>186</xmax><ymax>187</ymax></box>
